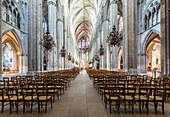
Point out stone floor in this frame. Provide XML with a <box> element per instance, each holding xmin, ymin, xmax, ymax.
<box><xmin>1</xmin><ymin>70</ymin><xmax>170</xmax><ymax>117</ymax></box>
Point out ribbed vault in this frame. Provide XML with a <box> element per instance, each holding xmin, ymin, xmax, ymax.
<box><xmin>69</xmin><ymin>0</ymin><xmax>101</xmax><ymax>48</ymax></box>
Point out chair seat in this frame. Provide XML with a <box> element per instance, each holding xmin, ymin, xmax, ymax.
<box><xmin>24</xmin><ymin>96</ymin><xmax>37</xmax><ymax>100</ymax></box>
<box><xmin>39</xmin><ymin>96</ymin><xmax>52</xmax><ymax>100</ymax></box>
<box><xmin>135</xmin><ymin>95</ymin><xmax>148</xmax><ymax>100</ymax></box>
<box><xmin>106</xmin><ymin>95</ymin><xmax>119</xmax><ymax>100</ymax></box>
<box><xmin>149</xmin><ymin>96</ymin><xmax>163</xmax><ymax>101</ymax></box>
<box><xmin>49</xmin><ymin>89</ymin><xmax>58</xmax><ymax>93</ymax></box>
<box><xmin>121</xmin><ymin>96</ymin><xmax>134</xmax><ymax>100</ymax></box>
<box><xmin>0</xmin><ymin>96</ymin><xmax>8</xmax><ymax>100</ymax></box>
<box><xmin>10</xmin><ymin>96</ymin><xmax>23</xmax><ymax>101</ymax></box>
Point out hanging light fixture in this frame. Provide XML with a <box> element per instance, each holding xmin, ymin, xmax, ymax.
<box><xmin>76</xmin><ymin>61</ymin><xmax>78</xmax><ymax>65</ymax></box>
<box><xmin>68</xmin><ymin>52</ymin><xmax>72</xmax><ymax>61</ymax></box>
<box><xmin>42</xmin><ymin>29</ymin><xmax>56</xmax><ymax>51</ymax></box>
<box><xmin>92</xmin><ymin>57</ymin><xmax>95</xmax><ymax>63</ymax></box>
<box><xmin>107</xmin><ymin>25</ymin><xmax>123</xmax><ymax>46</ymax></box>
<box><xmin>71</xmin><ymin>57</ymin><xmax>75</xmax><ymax>63</ymax></box>
<box><xmin>99</xmin><ymin>44</ymin><xmax>105</xmax><ymax>56</ymax></box>
<box><xmin>94</xmin><ymin>53</ymin><xmax>99</xmax><ymax>61</ymax></box>
<box><xmin>60</xmin><ymin>46</ymin><xmax>66</xmax><ymax>58</ymax></box>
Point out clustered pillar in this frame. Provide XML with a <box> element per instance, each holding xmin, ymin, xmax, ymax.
<box><xmin>0</xmin><ymin>0</ymin><xmax>2</xmax><ymax>77</ymax></box>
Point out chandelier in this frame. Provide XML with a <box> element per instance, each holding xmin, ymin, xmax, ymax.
<box><xmin>92</xmin><ymin>57</ymin><xmax>95</xmax><ymax>63</ymax></box>
<box><xmin>68</xmin><ymin>52</ymin><xmax>72</xmax><ymax>61</ymax></box>
<box><xmin>60</xmin><ymin>46</ymin><xmax>66</xmax><ymax>58</ymax></box>
<box><xmin>76</xmin><ymin>61</ymin><xmax>78</xmax><ymax>65</ymax></box>
<box><xmin>99</xmin><ymin>44</ymin><xmax>105</xmax><ymax>56</ymax></box>
<box><xmin>94</xmin><ymin>53</ymin><xmax>99</xmax><ymax>61</ymax></box>
<box><xmin>107</xmin><ymin>25</ymin><xmax>123</xmax><ymax>46</ymax></box>
<box><xmin>71</xmin><ymin>57</ymin><xmax>75</xmax><ymax>63</ymax></box>
<box><xmin>42</xmin><ymin>30</ymin><xmax>56</xmax><ymax>51</ymax></box>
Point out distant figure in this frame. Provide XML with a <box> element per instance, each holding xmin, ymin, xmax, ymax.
<box><xmin>147</xmin><ymin>63</ymin><xmax>152</xmax><ymax>72</ymax></box>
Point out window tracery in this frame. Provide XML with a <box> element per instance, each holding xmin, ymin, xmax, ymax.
<box><xmin>143</xmin><ymin>0</ymin><xmax>160</xmax><ymax>31</ymax></box>
<box><xmin>2</xmin><ymin>0</ymin><xmax>22</xmax><ymax>29</ymax></box>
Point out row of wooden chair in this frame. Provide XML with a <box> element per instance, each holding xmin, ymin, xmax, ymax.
<box><xmin>87</xmin><ymin>69</ymin><xmax>169</xmax><ymax>114</ymax></box>
<box><xmin>0</xmin><ymin>70</ymin><xmax>78</xmax><ymax>113</ymax></box>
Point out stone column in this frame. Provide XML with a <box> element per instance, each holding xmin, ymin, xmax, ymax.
<box><xmin>28</xmin><ymin>0</ymin><xmax>42</xmax><ymax>74</ymax></box>
<box><xmin>161</xmin><ymin>0</ymin><xmax>170</xmax><ymax>77</ymax></box>
<box><xmin>123</xmin><ymin>0</ymin><xmax>138</xmax><ymax>74</ymax></box>
<box><xmin>48</xmin><ymin>0</ymin><xmax>57</xmax><ymax>71</ymax></box>
<box><xmin>99</xmin><ymin>29</ymin><xmax>103</xmax><ymax>69</ymax></box>
<box><xmin>0</xmin><ymin>0</ymin><xmax>2</xmax><ymax>78</ymax></box>
<box><xmin>64</xmin><ymin>19</ymin><xmax>67</xmax><ymax>69</ymax></box>
<box><xmin>57</xmin><ymin>2</ymin><xmax>64</xmax><ymax>70</ymax></box>
<box><xmin>110</xmin><ymin>0</ymin><xmax>118</xmax><ymax>71</ymax></box>
<box><xmin>103</xmin><ymin>6</ymin><xmax>110</xmax><ymax>70</ymax></box>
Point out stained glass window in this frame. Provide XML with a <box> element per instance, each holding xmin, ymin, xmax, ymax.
<box><xmin>119</xmin><ymin>17</ymin><xmax>123</xmax><ymax>32</ymax></box>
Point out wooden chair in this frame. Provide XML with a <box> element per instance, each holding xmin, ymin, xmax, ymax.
<box><xmin>150</xmin><ymin>88</ymin><xmax>166</xmax><ymax>114</ymax></box>
<box><xmin>121</xmin><ymin>87</ymin><xmax>136</xmax><ymax>113</ymax></box>
<box><xmin>107</xmin><ymin>87</ymin><xmax>123</xmax><ymax>114</ymax></box>
<box><xmin>0</xmin><ymin>88</ymin><xmax>9</xmax><ymax>113</ymax></box>
<box><xmin>36</xmin><ymin>86</ymin><xmax>53</xmax><ymax>113</ymax></box>
<box><xmin>22</xmin><ymin>88</ymin><xmax>37</xmax><ymax>113</ymax></box>
<box><xmin>7</xmin><ymin>88</ymin><xmax>23</xmax><ymax>113</ymax></box>
<box><xmin>137</xmin><ymin>87</ymin><xmax>151</xmax><ymax>114</ymax></box>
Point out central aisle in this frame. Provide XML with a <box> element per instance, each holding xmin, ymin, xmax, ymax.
<box><xmin>51</xmin><ymin>70</ymin><xmax>108</xmax><ymax>117</ymax></box>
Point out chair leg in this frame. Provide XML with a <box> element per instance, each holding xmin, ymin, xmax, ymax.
<box><xmin>10</xmin><ymin>102</ymin><xmax>12</xmax><ymax>113</ymax></box>
<box><xmin>139</xmin><ymin>101</ymin><xmax>141</xmax><ymax>114</ymax></box>
<box><xmin>45</xmin><ymin>101</ymin><xmax>47</xmax><ymax>113</ymax></box>
<box><xmin>31</xmin><ymin>101</ymin><xmax>33</xmax><ymax>113</ymax></box>
<box><xmin>132</xmin><ymin>101</ymin><xmax>134</xmax><ymax>114</ymax></box>
<box><xmin>124</xmin><ymin>101</ymin><xmax>127</xmax><ymax>113</ymax></box>
<box><xmin>118</xmin><ymin>101</ymin><xmax>120</xmax><ymax>114</ymax></box>
<box><xmin>146</xmin><ymin>101</ymin><xmax>149</xmax><ymax>114</ymax></box>
<box><xmin>104</xmin><ymin>98</ymin><xmax>107</xmax><ymax>108</ymax></box>
<box><xmin>109</xmin><ymin>101</ymin><xmax>112</xmax><ymax>114</ymax></box>
<box><xmin>23</xmin><ymin>102</ymin><xmax>25</xmax><ymax>113</ymax></box>
<box><xmin>1</xmin><ymin>102</ymin><xmax>4</xmax><ymax>113</ymax></box>
<box><xmin>162</xmin><ymin>101</ymin><xmax>165</xmax><ymax>114</ymax></box>
<box><xmin>16</xmin><ymin>102</ymin><xmax>18</xmax><ymax>113</ymax></box>
<box><xmin>154</xmin><ymin>102</ymin><xmax>157</xmax><ymax>114</ymax></box>
<box><xmin>51</xmin><ymin>99</ymin><xmax>53</xmax><ymax>108</ymax></box>
<box><xmin>38</xmin><ymin>102</ymin><xmax>40</xmax><ymax>113</ymax></box>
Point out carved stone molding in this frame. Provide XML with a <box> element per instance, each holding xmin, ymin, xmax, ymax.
<box><xmin>48</xmin><ymin>1</ymin><xmax>56</xmax><ymax>6</ymax></box>
<box><xmin>103</xmin><ymin>18</ymin><xmax>110</xmax><ymax>22</ymax></box>
<box><xmin>138</xmin><ymin>53</ymin><xmax>146</xmax><ymax>56</ymax></box>
<box><xmin>57</xmin><ymin>19</ymin><xmax>63</xmax><ymax>23</ymax></box>
<box><xmin>110</xmin><ymin>0</ymin><xmax>118</xmax><ymax>5</ymax></box>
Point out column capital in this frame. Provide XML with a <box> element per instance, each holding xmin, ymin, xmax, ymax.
<box><xmin>57</xmin><ymin>18</ymin><xmax>63</xmax><ymax>23</ymax></box>
<box><xmin>99</xmin><ymin>29</ymin><xmax>103</xmax><ymax>32</ymax></box>
<box><xmin>48</xmin><ymin>1</ymin><xmax>56</xmax><ymax>6</ymax></box>
<box><xmin>110</xmin><ymin>0</ymin><xmax>118</xmax><ymax>5</ymax></box>
<box><xmin>103</xmin><ymin>18</ymin><xmax>110</xmax><ymax>22</ymax></box>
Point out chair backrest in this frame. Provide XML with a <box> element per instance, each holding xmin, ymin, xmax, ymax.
<box><xmin>3</xmin><ymin>77</ymin><xmax>9</xmax><ymax>81</ymax></box>
<box><xmin>22</xmin><ymin>88</ymin><xmax>35</xmax><ymax>100</ymax></box>
<box><xmin>36</xmin><ymin>85</ymin><xmax>49</xmax><ymax>100</ymax></box>
<box><xmin>0</xmin><ymin>88</ymin><xmax>4</xmax><ymax>100</ymax></box>
<box><xmin>7</xmin><ymin>88</ymin><xmax>20</xmax><ymax>101</ymax></box>
<box><xmin>153</xmin><ymin>88</ymin><xmax>166</xmax><ymax>101</ymax></box>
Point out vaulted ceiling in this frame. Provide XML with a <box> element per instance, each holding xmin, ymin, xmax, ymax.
<box><xmin>69</xmin><ymin>0</ymin><xmax>101</xmax><ymax>46</ymax></box>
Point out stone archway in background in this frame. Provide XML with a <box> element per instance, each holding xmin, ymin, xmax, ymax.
<box><xmin>145</xmin><ymin>32</ymin><xmax>161</xmax><ymax>74</ymax></box>
<box><xmin>118</xmin><ymin>48</ymin><xmax>123</xmax><ymax>71</ymax></box>
<box><xmin>2</xmin><ymin>31</ymin><xmax>22</xmax><ymax>74</ymax></box>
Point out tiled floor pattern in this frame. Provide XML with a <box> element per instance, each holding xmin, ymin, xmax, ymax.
<box><xmin>1</xmin><ymin>70</ymin><xmax>170</xmax><ymax>117</ymax></box>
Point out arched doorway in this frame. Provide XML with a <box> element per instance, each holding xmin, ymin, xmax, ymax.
<box><xmin>146</xmin><ymin>33</ymin><xmax>161</xmax><ymax>74</ymax></box>
<box><xmin>118</xmin><ymin>48</ymin><xmax>123</xmax><ymax>71</ymax></box>
<box><xmin>2</xmin><ymin>31</ymin><xmax>21</xmax><ymax>74</ymax></box>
